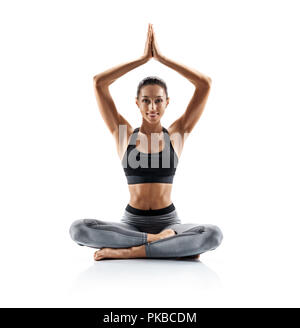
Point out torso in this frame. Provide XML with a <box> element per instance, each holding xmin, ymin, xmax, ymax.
<box><xmin>116</xmin><ymin>126</ymin><xmax>183</xmax><ymax>210</ymax></box>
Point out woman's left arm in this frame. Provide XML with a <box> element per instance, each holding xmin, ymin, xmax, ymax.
<box><xmin>159</xmin><ymin>55</ymin><xmax>211</xmax><ymax>86</ymax></box>
<box><xmin>152</xmin><ymin>25</ymin><xmax>212</xmax><ymax>135</ymax></box>
<box><xmin>159</xmin><ymin>55</ymin><xmax>211</xmax><ymax>134</ymax></box>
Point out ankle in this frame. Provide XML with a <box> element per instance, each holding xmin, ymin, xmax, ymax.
<box><xmin>147</xmin><ymin>233</ymin><xmax>157</xmax><ymax>243</ymax></box>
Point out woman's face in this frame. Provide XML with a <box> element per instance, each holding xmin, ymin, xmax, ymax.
<box><xmin>136</xmin><ymin>84</ymin><xmax>169</xmax><ymax>123</ymax></box>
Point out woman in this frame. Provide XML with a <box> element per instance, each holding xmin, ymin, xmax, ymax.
<box><xmin>69</xmin><ymin>24</ymin><xmax>223</xmax><ymax>261</ymax></box>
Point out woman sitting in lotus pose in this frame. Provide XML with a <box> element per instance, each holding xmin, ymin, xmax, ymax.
<box><xmin>69</xmin><ymin>23</ymin><xmax>223</xmax><ymax>261</ymax></box>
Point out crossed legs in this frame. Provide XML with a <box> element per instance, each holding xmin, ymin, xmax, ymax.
<box><xmin>70</xmin><ymin>219</ymin><xmax>223</xmax><ymax>261</ymax></box>
<box><xmin>94</xmin><ymin>229</ymin><xmax>176</xmax><ymax>261</ymax></box>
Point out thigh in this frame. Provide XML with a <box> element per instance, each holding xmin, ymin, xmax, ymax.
<box><xmin>116</xmin><ymin>221</ymin><xmax>143</xmax><ymax>232</ymax></box>
<box><xmin>69</xmin><ymin>218</ymin><xmax>147</xmax><ymax>249</ymax></box>
<box><xmin>83</xmin><ymin>218</ymin><xmax>142</xmax><ymax>232</ymax></box>
<box><xmin>159</xmin><ymin>223</ymin><xmax>205</xmax><ymax>235</ymax></box>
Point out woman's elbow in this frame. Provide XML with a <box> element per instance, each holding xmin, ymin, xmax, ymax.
<box><xmin>93</xmin><ymin>75</ymin><xmax>107</xmax><ymax>87</ymax></box>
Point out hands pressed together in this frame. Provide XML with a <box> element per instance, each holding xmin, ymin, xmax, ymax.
<box><xmin>143</xmin><ymin>23</ymin><xmax>162</xmax><ymax>61</ymax></box>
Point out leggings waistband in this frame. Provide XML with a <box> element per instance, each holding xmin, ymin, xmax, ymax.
<box><xmin>125</xmin><ymin>203</ymin><xmax>175</xmax><ymax>216</ymax></box>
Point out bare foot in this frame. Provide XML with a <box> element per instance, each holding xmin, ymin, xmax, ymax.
<box><xmin>94</xmin><ymin>245</ymin><xmax>146</xmax><ymax>261</ymax></box>
<box><xmin>94</xmin><ymin>247</ymin><xmax>130</xmax><ymax>261</ymax></box>
<box><xmin>147</xmin><ymin>229</ymin><xmax>176</xmax><ymax>243</ymax></box>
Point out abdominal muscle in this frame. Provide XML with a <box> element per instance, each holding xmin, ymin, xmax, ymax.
<box><xmin>128</xmin><ymin>183</ymin><xmax>173</xmax><ymax>210</ymax></box>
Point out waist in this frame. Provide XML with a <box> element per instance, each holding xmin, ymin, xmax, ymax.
<box><xmin>121</xmin><ymin>203</ymin><xmax>181</xmax><ymax>232</ymax></box>
<box><xmin>128</xmin><ymin>183</ymin><xmax>172</xmax><ymax>209</ymax></box>
<box><xmin>126</xmin><ymin>202</ymin><xmax>175</xmax><ymax>216</ymax></box>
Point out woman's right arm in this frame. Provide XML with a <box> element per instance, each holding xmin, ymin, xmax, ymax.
<box><xmin>93</xmin><ymin>56</ymin><xmax>148</xmax><ymax>136</ymax></box>
<box><xmin>93</xmin><ymin>24</ymin><xmax>153</xmax><ymax>137</ymax></box>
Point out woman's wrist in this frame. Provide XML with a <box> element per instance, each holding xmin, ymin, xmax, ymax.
<box><xmin>139</xmin><ymin>55</ymin><xmax>151</xmax><ymax>64</ymax></box>
<box><xmin>156</xmin><ymin>53</ymin><xmax>166</xmax><ymax>63</ymax></box>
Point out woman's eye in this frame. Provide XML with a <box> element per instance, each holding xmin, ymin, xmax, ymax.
<box><xmin>142</xmin><ymin>99</ymin><xmax>162</xmax><ymax>103</ymax></box>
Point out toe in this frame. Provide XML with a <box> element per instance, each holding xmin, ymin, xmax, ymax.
<box><xmin>94</xmin><ymin>249</ymin><xmax>102</xmax><ymax>260</ymax></box>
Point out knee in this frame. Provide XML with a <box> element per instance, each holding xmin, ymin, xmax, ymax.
<box><xmin>205</xmin><ymin>224</ymin><xmax>223</xmax><ymax>250</ymax></box>
<box><xmin>69</xmin><ymin>219</ymin><xmax>87</xmax><ymax>244</ymax></box>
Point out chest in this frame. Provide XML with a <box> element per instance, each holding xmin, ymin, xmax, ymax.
<box><xmin>136</xmin><ymin>136</ymin><xmax>165</xmax><ymax>154</ymax></box>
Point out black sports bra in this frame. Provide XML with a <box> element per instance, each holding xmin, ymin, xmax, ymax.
<box><xmin>121</xmin><ymin>127</ymin><xmax>179</xmax><ymax>185</ymax></box>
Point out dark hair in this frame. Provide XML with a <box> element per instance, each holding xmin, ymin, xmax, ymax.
<box><xmin>136</xmin><ymin>76</ymin><xmax>168</xmax><ymax>99</ymax></box>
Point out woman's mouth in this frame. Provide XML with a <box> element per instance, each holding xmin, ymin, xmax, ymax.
<box><xmin>147</xmin><ymin>112</ymin><xmax>159</xmax><ymax>118</ymax></box>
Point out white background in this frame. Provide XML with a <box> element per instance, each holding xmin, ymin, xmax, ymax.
<box><xmin>0</xmin><ymin>0</ymin><xmax>299</xmax><ymax>307</ymax></box>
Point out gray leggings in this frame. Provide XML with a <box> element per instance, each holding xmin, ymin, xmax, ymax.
<box><xmin>69</xmin><ymin>203</ymin><xmax>223</xmax><ymax>258</ymax></box>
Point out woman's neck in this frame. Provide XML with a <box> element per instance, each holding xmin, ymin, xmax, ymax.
<box><xmin>140</xmin><ymin>121</ymin><xmax>163</xmax><ymax>135</ymax></box>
